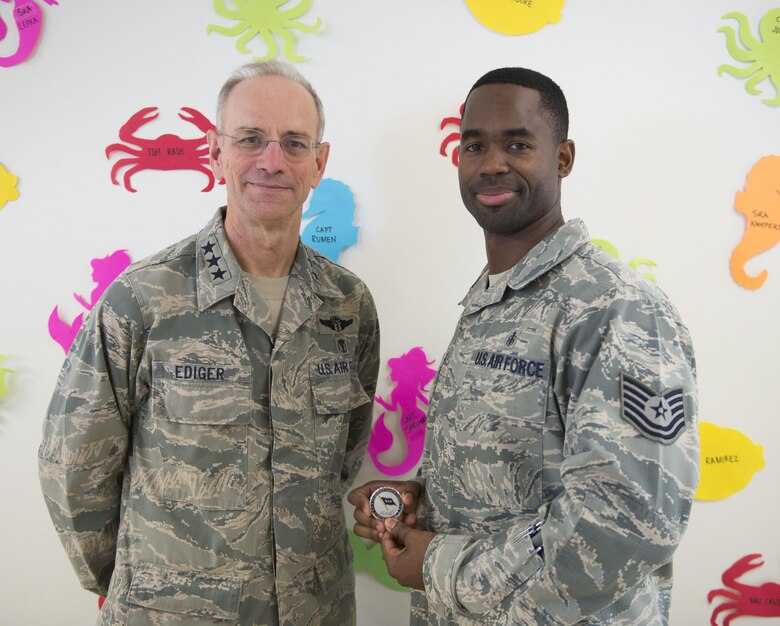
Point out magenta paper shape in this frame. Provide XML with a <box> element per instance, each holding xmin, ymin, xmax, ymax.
<box><xmin>0</xmin><ymin>0</ymin><xmax>58</xmax><ymax>68</ymax></box>
<box><xmin>708</xmin><ymin>554</ymin><xmax>780</xmax><ymax>625</ymax></box>
<box><xmin>48</xmin><ymin>250</ymin><xmax>131</xmax><ymax>353</ymax></box>
<box><xmin>439</xmin><ymin>103</ymin><xmax>463</xmax><ymax>167</ymax></box>
<box><xmin>106</xmin><ymin>107</ymin><xmax>223</xmax><ymax>193</ymax></box>
<box><xmin>368</xmin><ymin>347</ymin><xmax>437</xmax><ymax>476</ymax></box>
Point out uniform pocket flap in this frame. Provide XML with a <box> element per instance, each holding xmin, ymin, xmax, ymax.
<box><xmin>152</xmin><ymin>361</ymin><xmax>251</xmax><ymax>425</ymax></box>
<box><xmin>315</xmin><ymin>535</ymin><xmax>351</xmax><ymax>592</ymax></box>
<box><xmin>128</xmin><ymin>563</ymin><xmax>242</xmax><ymax>621</ymax></box>
<box><xmin>310</xmin><ymin>361</ymin><xmax>369</xmax><ymax>415</ymax></box>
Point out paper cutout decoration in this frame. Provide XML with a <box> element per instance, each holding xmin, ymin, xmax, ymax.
<box><xmin>0</xmin><ymin>355</ymin><xmax>14</xmax><ymax>402</ymax></box>
<box><xmin>696</xmin><ymin>422</ymin><xmax>765</xmax><ymax>501</ymax></box>
<box><xmin>368</xmin><ymin>347</ymin><xmax>436</xmax><ymax>476</ymax></box>
<box><xmin>591</xmin><ymin>238</ymin><xmax>658</xmax><ymax>283</ymax></box>
<box><xmin>464</xmin><ymin>0</ymin><xmax>564</xmax><ymax>35</ymax></box>
<box><xmin>718</xmin><ymin>9</ymin><xmax>780</xmax><ymax>107</ymax></box>
<box><xmin>300</xmin><ymin>178</ymin><xmax>358</xmax><ymax>262</ymax></box>
<box><xmin>349</xmin><ymin>530</ymin><xmax>407</xmax><ymax>593</ymax></box>
<box><xmin>0</xmin><ymin>161</ymin><xmax>19</xmax><ymax>209</ymax></box>
<box><xmin>106</xmin><ymin>107</ymin><xmax>222</xmax><ymax>193</ymax></box>
<box><xmin>708</xmin><ymin>554</ymin><xmax>780</xmax><ymax>625</ymax></box>
<box><xmin>48</xmin><ymin>250</ymin><xmax>132</xmax><ymax>353</ymax></box>
<box><xmin>0</xmin><ymin>0</ymin><xmax>58</xmax><ymax>68</ymax></box>
<box><xmin>439</xmin><ymin>103</ymin><xmax>464</xmax><ymax>166</ymax></box>
<box><xmin>730</xmin><ymin>156</ymin><xmax>780</xmax><ymax>290</ymax></box>
<box><xmin>207</xmin><ymin>0</ymin><xmax>323</xmax><ymax>62</ymax></box>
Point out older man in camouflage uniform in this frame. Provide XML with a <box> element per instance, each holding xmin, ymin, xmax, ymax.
<box><xmin>39</xmin><ymin>61</ymin><xmax>380</xmax><ymax>625</ymax></box>
<box><xmin>350</xmin><ymin>67</ymin><xmax>698</xmax><ymax>625</ymax></box>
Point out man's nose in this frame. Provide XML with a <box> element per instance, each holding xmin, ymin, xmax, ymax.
<box><xmin>479</xmin><ymin>146</ymin><xmax>510</xmax><ymax>175</ymax></box>
<box><xmin>255</xmin><ymin>140</ymin><xmax>286</xmax><ymax>171</ymax></box>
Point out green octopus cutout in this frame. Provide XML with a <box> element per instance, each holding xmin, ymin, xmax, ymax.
<box><xmin>207</xmin><ymin>0</ymin><xmax>323</xmax><ymax>62</ymax></box>
<box><xmin>349</xmin><ymin>530</ymin><xmax>408</xmax><ymax>593</ymax></box>
<box><xmin>0</xmin><ymin>355</ymin><xmax>14</xmax><ymax>402</ymax></box>
<box><xmin>718</xmin><ymin>9</ymin><xmax>780</xmax><ymax>107</ymax></box>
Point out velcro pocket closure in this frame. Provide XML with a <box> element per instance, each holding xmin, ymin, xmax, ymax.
<box><xmin>127</xmin><ymin>563</ymin><xmax>242</xmax><ymax>621</ymax></box>
<box><xmin>315</xmin><ymin>535</ymin><xmax>351</xmax><ymax>593</ymax></box>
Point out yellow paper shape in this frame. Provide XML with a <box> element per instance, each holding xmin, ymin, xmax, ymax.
<box><xmin>591</xmin><ymin>239</ymin><xmax>658</xmax><ymax>283</ymax></box>
<box><xmin>464</xmin><ymin>0</ymin><xmax>564</xmax><ymax>35</ymax></box>
<box><xmin>696</xmin><ymin>422</ymin><xmax>765</xmax><ymax>500</ymax></box>
<box><xmin>0</xmin><ymin>162</ymin><xmax>20</xmax><ymax>210</ymax></box>
<box><xmin>730</xmin><ymin>155</ymin><xmax>780</xmax><ymax>290</ymax></box>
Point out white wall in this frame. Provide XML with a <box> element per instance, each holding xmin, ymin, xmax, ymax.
<box><xmin>1</xmin><ymin>1</ymin><xmax>778</xmax><ymax>624</ymax></box>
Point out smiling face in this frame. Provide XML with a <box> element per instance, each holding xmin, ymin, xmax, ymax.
<box><xmin>208</xmin><ymin>74</ymin><xmax>329</xmax><ymax>231</ymax></box>
<box><xmin>458</xmin><ymin>83</ymin><xmax>574</xmax><ymax>239</ymax></box>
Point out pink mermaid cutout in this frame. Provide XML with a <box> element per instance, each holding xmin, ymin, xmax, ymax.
<box><xmin>48</xmin><ymin>250</ymin><xmax>131</xmax><ymax>353</ymax></box>
<box><xmin>0</xmin><ymin>0</ymin><xmax>58</xmax><ymax>68</ymax></box>
<box><xmin>368</xmin><ymin>347</ymin><xmax>437</xmax><ymax>475</ymax></box>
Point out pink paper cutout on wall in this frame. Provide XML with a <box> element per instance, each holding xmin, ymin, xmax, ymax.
<box><xmin>106</xmin><ymin>107</ymin><xmax>223</xmax><ymax>193</ymax></box>
<box><xmin>708</xmin><ymin>554</ymin><xmax>780</xmax><ymax>625</ymax></box>
<box><xmin>439</xmin><ymin>103</ymin><xmax>463</xmax><ymax>166</ymax></box>
<box><xmin>368</xmin><ymin>347</ymin><xmax>437</xmax><ymax>476</ymax></box>
<box><xmin>730</xmin><ymin>155</ymin><xmax>780</xmax><ymax>290</ymax></box>
<box><xmin>0</xmin><ymin>0</ymin><xmax>58</xmax><ymax>68</ymax></box>
<box><xmin>48</xmin><ymin>250</ymin><xmax>131</xmax><ymax>353</ymax></box>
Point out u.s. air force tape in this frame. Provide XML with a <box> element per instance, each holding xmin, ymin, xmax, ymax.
<box><xmin>369</xmin><ymin>487</ymin><xmax>403</xmax><ymax>521</ymax></box>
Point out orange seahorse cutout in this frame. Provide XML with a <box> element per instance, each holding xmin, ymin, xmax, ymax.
<box><xmin>730</xmin><ymin>155</ymin><xmax>780</xmax><ymax>290</ymax></box>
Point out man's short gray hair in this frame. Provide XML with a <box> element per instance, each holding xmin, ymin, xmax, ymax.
<box><xmin>216</xmin><ymin>60</ymin><xmax>325</xmax><ymax>141</ymax></box>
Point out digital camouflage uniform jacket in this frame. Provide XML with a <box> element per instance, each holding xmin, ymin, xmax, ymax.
<box><xmin>39</xmin><ymin>208</ymin><xmax>380</xmax><ymax>625</ymax></box>
<box><xmin>412</xmin><ymin>219</ymin><xmax>698</xmax><ymax>625</ymax></box>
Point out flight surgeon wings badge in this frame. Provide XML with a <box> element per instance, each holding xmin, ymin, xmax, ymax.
<box><xmin>620</xmin><ymin>373</ymin><xmax>687</xmax><ymax>443</ymax></box>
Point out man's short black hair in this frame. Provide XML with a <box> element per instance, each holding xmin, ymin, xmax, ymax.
<box><xmin>464</xmin><ymin>67</ymin><xmax>569</xmax><ymax>143</ymax></box>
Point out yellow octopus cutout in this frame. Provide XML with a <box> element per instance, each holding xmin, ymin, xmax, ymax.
<box><xmin>718</xmin><ymin>9</ymin><xmax>780</xmax><ymax>107</ymax></box>
<box><xmin>730</xmin><ymin>156</ymin><xmax>780</xmax><ymax>290</ymax></box>
<box><xmin>0</xmin><ymin>162</ymin><xmax>20</xmax><ymax>210</ymax></box>
<box><xmin>464</xmin><ymin>0</ymin><xmax>564</xmax><ymax>35</ymax></box>
<box><xmin>207</xmin><ymin>0</ymin><xmax>323</xmax><ymax>62</ymax></box>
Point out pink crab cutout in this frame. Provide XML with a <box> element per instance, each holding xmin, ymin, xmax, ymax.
<box><xmin>439</xmin><ymin>103</ymin><xmax>464</xmax><ymax>166</ymax></box>
<box><xmin>48</xmin><ymin>250</ymin><xmax>132</xmax><ymax>353</ymax></box>
<box><xmin>105</xmin><ymin>107</ymin><xmax>224</xmax><ymax>193</ymax></box>
<box><xmin>708</xmin><ymin>554</ymin><xmax>780</xmax><ymax>625</ymax></box>
<box><xmin>0</xmin><ymin>0</ymin><xmax>58</xmax><ymax>68</ymax></box>
<box><xmin>367</xmin><ymin>347</ymin><xmax>437</xmax><ymax>476</ymax></box>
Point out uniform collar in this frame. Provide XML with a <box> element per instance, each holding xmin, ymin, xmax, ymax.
<box><xmin>196</xmin><ymin>207</ymin><xmax>345</xmax><ymax>312</ymax></box>
<box><xmin>462</xmin><ymin>218</ymin><xmax>591</xmax><ymax>314</ymax></box>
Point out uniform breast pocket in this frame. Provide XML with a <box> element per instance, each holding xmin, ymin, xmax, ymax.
<box><xmin>450</xmin><ymin>361</ymin><xmax>550</xmax><ymax>514</ymax></box>
<box><xmin>310</xmin><ymin>359</ymin><xmax>370</xmax><ymax>476</ymax></box>
<box><xmin>151</xmin><ymin>362</ymin><xmax>252</xmax><ymax>511</ymax></box>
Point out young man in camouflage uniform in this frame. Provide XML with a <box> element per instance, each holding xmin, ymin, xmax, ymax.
<box><xmin>39</xmin><ymin>61</ymin><xmax>380</xmax><ymax>625</ymax></box>
<box><xmin>350</xmin><ymin>68</ymin><xmax>698</xmax><ymax>625</ymax></box>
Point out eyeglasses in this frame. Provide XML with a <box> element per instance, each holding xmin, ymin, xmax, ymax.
<box><xmin>219</xmin><ymin>131</ymin><xmax>320</xmax><ymax>162</ymax></box>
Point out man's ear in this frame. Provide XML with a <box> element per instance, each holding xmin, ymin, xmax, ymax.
<box><xmin>558</xmin><ymin>139</ymin><xmax>575</xmax><ymax>178</ymax></box>
<box><xmin>310</xmin><ymin>141</ymin><xmax>330</xmax><ymax>188</ymax></box>
<box><xmin>207</xmin><ymin>129</ymin><xmax>224</xmax><ymax>180</ymax></box>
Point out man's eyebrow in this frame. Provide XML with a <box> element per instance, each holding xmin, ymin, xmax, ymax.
<box><xmin>460</xmin><ymin>127</ymin><xmax>534</xmax><ymax>141</ymax></box>
<box><xmin>235</xmin><ymin>126</ymin><xmax>313</xmax><ymax>138</ymax></box>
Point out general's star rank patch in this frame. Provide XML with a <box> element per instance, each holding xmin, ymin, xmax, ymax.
<box><xmin>620</xmin><ymin>373</ymin><xmax>687</xmax><ymax>443</ymax></box>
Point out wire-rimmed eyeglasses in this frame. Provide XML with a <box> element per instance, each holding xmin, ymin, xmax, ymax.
<box><xmin>219</xmin><ymin>131</ymin><xmax>320</xmax><ymax>162</ymax></box>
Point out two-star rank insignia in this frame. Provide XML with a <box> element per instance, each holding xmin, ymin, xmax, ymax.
<box><xmin>319</xmin><ymin>316</ymin><xmax>353</xmax><ymax>332</ymax></box>
<box><xmin>620</xmin><ymin>373</ymin><xmax>687</xmax><ymax>443</ymax></box>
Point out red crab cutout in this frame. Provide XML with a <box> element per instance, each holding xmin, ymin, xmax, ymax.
<box><xmin>439</xmin><ymin>103</ymin><xmax>464</xmax><ymax>166</ymax></box>
<box><xmin>105</xmin><ymin>107</ymin><xmax>224</xmax><ymax>192</ymax></box>
<box><xmin>708</xmin><ymin>553</ymin><xmax>780</xmax><ymax>625</ymax></box>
